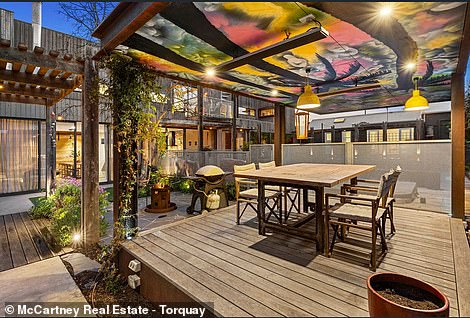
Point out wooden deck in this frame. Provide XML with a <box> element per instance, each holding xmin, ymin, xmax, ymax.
<box><xmin>121</xmin><ymin>205</ymin><xmax>469</xmax><ymax>317</ymax></box>
<box><xmin>0</xmin><ymin>212</ymin><xmax>64</xmax><ymax>272</ymax></box>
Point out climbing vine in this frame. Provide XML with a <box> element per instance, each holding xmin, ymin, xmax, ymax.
<box><xmin>101</xmin><ymin>52</ymin><xmax>167</xmax><ymax>238</ymax></box>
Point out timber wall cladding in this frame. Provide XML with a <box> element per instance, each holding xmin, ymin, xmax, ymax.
<box><xmin>0</xmin><ymin>11</ymin><xmax>111</xmax><ymax>123</ymax></box>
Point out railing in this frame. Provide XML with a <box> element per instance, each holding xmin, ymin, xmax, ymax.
<box><xmin>280</xmin><ymin>140</ymin><xmax>451</xmax><ymax>214</ymax></box>
<box><xmin>203</xmin><ymin>96</ymin><xmax>233</xmax><ymax>119</ymax></box>
<box><xmin>161</xmin><ymin>150</ymin><xmax>250</xmax><ymax>175</ymax></box>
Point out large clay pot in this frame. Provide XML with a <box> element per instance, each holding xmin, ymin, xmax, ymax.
<box><xmin>367</xmin><ymin>272</ymin><xmax>449</xmax><ymax>317</ymax></box>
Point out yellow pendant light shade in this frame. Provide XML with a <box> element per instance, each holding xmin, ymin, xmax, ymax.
<box><xmin>405</xmin><ymin>77</ymin><xmax>429</xmax><ymax>111</ymax></box>
<box><xmin>297</xmin><ymin>84</ymin><xmax>320</xmax><ymax>109</ymax></box>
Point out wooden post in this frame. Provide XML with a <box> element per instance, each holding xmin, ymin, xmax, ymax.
<box><xmin>274</xmin><ymin>103</ymin><xmax>285</xmax><ymax>165</ymax></box>
<box><xmin>382</xmin><ymin>121</ymin><xmax>388</xmax><ymax>142</ymax></box>
<box><xmin>182</xmin><ymin>128</ymin><xmax>187</xmax><ymax>150</ymax></box>
<box><xmin>451</xmin><ymin>72</ymin><xmax>465</xmax><ymax>219</ymax></box>
<box><xmin>197</xmin><ymin>86</ymin><xmax>204</xmax><ymax>152</ymax></box>
<box><xmin>45</xmin><ymin>100</ymin><xmax>56</xmax><ymax>196</ymax></box>
<box><xmin>232</xmin><ymin>95</ymin><xmax>238</xmax><ymax>151</ymax></box>
<box><xmin>81</xmin><ymin>56</ymin><xmax>100</xmax><ymax>246</ymax></box>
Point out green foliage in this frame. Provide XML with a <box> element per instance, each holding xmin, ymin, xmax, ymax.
<box><xmin>29</xmin><ymin>177</ymin><xmax>109</xmax><ymax>247</ymax></box>
<box><xmin>98</xmin><ymin>226</ymin><xmax>125</xmax><ymax>295</ymax></box>
<box><xmin>30</xmin><ymin>197</ymin><xmax>54</xmax><ymax>219</ymax></box>
<box><xmin>149</xmin><ymin>168</ymin><xmax>170</xmax><ymax>188</ymax></box>
<box><xmin>225</xmin><ymin>182</ymin><xmax>236</xmax><ymax>201</ymax></box>
<box><xmin>101</xmin><ymin>52</ymin><xmax>167</xmax><ymax>238</ymax></box>
<box><xmin>169</xmin><ymin>175</ymin><xmax>194</xmax><ymax>193</ymax></box>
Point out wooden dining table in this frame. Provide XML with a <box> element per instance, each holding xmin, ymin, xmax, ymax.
<box><xmin>233</xmin><ymin>163</ymin><xmax>375</xmax><ymax>254</ymax></box>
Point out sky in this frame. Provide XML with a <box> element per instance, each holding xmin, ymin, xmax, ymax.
<box><xmin>0</xmin><ymin>2</ymin><xmax>74</xmax><ymax>35</ymax></box>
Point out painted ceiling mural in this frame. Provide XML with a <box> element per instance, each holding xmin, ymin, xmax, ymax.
<box><xmin>125</xmin><ymin>2</ymin><xmax>466</xmax><ymax>114</ymax></box>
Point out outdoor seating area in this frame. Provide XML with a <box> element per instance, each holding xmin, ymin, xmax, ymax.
<box><xmin>120</xmin><ymin>203</ymin><xmax>465</xmax><ymax>317</ymax></box>
<box><xmin>0</xmin><ymin>1</ymin><xmax>469</xmax><ymax>317</ymax></box>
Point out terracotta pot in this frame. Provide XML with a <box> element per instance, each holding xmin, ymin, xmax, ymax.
<box><xmin>367</xmin><ymin>272</ymin><xmax>449</xmax><ymax>318</ymax></box>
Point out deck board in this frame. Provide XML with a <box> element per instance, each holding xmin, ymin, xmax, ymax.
<box><xmin>0</xmin><ymin>216</ymin><xmax>13</xmax><ymax>271</ymax></box>
<box><xmin>123</xmin><ymin>205</ymin><xmax>466</xmax><ymax>317</ymax></box>
<box><xmin>0</xmin><ymin>213</ymin><xmax>55</xmax><ymax>272</ymax></box>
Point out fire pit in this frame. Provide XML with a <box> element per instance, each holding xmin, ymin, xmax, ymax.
<box><xmin>186</xmin><ymin>165</ymin><xmax>230</xmax><ymax>214</ymax></box>
<box><xmin>145</xmin><ymin>185</ymin><xmax>177</xmax><ymax>213</ymax></box>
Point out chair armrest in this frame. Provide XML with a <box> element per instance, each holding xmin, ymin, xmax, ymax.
<box><xmin>326</xmin><ymin>193</ymin><xmax>378</xmax><ymax>203</ymax></box>
<box><xmin>356</xmin><ymin>178</ymin><xmax>380</xmax><ymax>184</ymax></box>
<box><xmin>342</xmin><ymin>184</ymin><xmax>377</xmax><ymax>193</ymax></box>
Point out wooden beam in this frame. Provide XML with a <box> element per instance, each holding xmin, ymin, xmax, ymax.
<box><xmin>274</xmin><ymin>104</ymin><xmax>285</xmax><ymax>165</ymax></box>
<box><xmin>92</xmin><ymin>2</ymin><xmax>168</xmax><ymax>59</ymax></box>
<box><xmin>0</xmin><ymin>46</ymin><xmax>84</xmax><ymax>74</ymax></box>
<box><xmin>317</xmin><ymin>83</ymin><xmax>382</xmax><ymax>97</ymax></box>
<box><xmin>451</xmin><ymin>72</ymin><xmax>465</xmax><ymax>219</ymax></box>
<box><xmin>0</xmin><ymin>84</ymin><xmax>59</xmax><ymax>99</ymax></box>
<box><xmin>456</xmin><ymin>3</ymin><xmax>470</xmax><ymax>74</ymax></box>
<box><xmin>232</xmin><ymin>95</ymin><xmax>238</xmax><ymax>150</ymax></box>
<box><xmin>0</xmin><ymin>93</ymin><xmax>46</xmax><ymax>105</ymax></box>
<box><xmin>214</xmin><ymin>27</ymin><xmax>328</xmax><ymax>72</ymax></box>
<box><xmin>81</xmin><ymin>56</ymin><xmax>100</xmax><ymax>246</ymax></box>
<box><xmin>0</xmin><ymin>70</ymin><xmax>78</xmax><ymax>90</ymax></box>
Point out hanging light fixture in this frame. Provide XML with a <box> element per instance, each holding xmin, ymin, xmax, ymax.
<box><xmin>404</xmin><ymin>77</ymin><xmax>429</xmax><ymax>111</ymax></box>
<box><xmin>297</xmin><ymin>67</ymin><xmax>320</xmax><ymax>110</ymax></box>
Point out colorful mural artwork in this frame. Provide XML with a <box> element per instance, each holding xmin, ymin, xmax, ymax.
<box><xmin>126</xmin><ymin>2</ymin><xmax>466</xmax><ymax>113</ymax></box>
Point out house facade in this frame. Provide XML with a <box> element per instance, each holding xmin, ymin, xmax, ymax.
<box><xmin>0</xmin><ymin>8</ymin><xmax>295</xmax><ymax>195</ymax></box>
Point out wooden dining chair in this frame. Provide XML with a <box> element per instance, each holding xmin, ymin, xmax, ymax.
<box><xmin>258</xmin><ymin>161</ymin><xmax>301</xmax><ymax>223</ymax></box>
<box><xmin>341</xmin><ymin>166</ymin><xmax>401</xmax><ymax>234</ymax></box>
<box><xmin>325</xmin><ymin>171</ymin><xmax>394</xmax><ymax>271</ymax></box>
<box><xmin>234</xmin><ymin>163</ymin><xmax>282</xmax><ymax>225</ymax></box>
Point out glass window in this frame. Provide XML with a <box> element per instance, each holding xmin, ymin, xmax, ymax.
<box><xmin>239</xmin><ymin>107</ymin><xmax>255</xmax><ymax>117</ymax></box>
<box><xmin>172</xmin><ymin>84</ymin><xmax>197</xmax><ymax>116</ymax></box>
<box><xmin>259</xmin><ymin>108</ymin><xmax>274</xmax><ymax>118</ymax></box>
<box><xmin>324</xmin><ymin>132</ymin><xmax>332</xmax><ymax>143</ymax></box>
<box><xmin>400</xmin><ymin>128</ymin><xmax>414</xmax><ymax>141</ymax></box>
<box><xmin>367</xmin><ymin>129</ymin><xmax>383</xmax><ymax>142</ymax></box>
<box><xmin>387</xmin><ymin>128</ymin><xmax>399</xmax><ymax>142</ymax></box>
<box><xmin>342</xmin><ymin>131</ymin><xmax>351</xmax><ymax>142</ymax></box>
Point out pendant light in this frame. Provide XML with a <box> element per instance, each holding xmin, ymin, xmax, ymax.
<box><xmin>404</xmin><ymin>77</ymin><xmax>429</xmax><ymax>111</ymax></box>
<box><xmin>297</xmin><ymin>67</ymin><xmax>320</xmax><ymax>110</ymax></box>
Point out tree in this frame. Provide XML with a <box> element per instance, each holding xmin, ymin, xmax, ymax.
<box><xmin>58</xmin><ymin>2</ymin><xmax>117</xmax><ymax>40</ymax></box>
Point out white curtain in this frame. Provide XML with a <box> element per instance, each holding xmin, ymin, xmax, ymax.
<box><xmin>0</xmin><ymin>119</ymin><xmax>39</xmax><ymax>194</ymax></box>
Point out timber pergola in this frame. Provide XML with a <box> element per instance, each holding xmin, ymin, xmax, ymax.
<box><xmin>0</xmin><ymin>39</ymin><xmax>101</xmax><ymax>246</ymax></box>
<box><xmin>91</xmin><ymin>1</ymin><xmax>470</xmax><ymax>246</ymax></box>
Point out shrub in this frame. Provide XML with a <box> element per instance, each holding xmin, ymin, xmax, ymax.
<box><xmin>30</xmin><ymin>177</ymin><xmax>109</xmax><ymax>247</ymax></box>
<box><xmin>168</xmin><ymin>175</ymin><xmax>194</xmax><ymax>193</ymax></box>
<box><xmin>225</xmin><ymin>182</ymin><xmax>236</xmax><ymax>201</ymax></box>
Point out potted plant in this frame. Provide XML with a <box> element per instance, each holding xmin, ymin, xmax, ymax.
<box><xmin>367</xmin><ymin>272</ymin><xmax>449</xmax><ymax>318</ymax></box>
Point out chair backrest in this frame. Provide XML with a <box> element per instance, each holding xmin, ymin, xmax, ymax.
<box><xmin>376</xmin><ymin>171</ymin><xmax>394</xmax><ymax>207</ymax></box>
<box><xmin>258</xmin><ymin>161</ymin><xmax>276</xmax><ymax>170</ymax></box>
<box><xmin>234</xmin><ymin>163</ymin><xmax>256</xmax><ymax>198</ymax></box>
<box><xmin>389</xmin><ymin>165</ymin><xmax>402</xmax><ymax>197</ymax></box>
<box><xmin>234</xmin><ymin>163</ymin><xmax>256</xmax><ymax>182</ymax></box>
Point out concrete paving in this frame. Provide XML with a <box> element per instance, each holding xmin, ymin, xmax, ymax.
<box><xmin>61</xmin><ymin>253</ymin><xmax>100</xmax><ymax>276</ymax></box>
<box><xmin>0</xmin><ymin>257</ymin><xmax>87</xmax><ymax>316</ymax></box>
<box><xmin>0</xmin><ymin>192</ymin><xmax>44</xmax><ymax>216</ymax></box>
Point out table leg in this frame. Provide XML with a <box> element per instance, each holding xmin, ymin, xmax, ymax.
<box><xmin>303</xmin><ymin>188</ymin><xmax>309</xmax><ymax>213</ymax></box>
<box><xmin>258</xmin><ymin>180</ymin><xmax>266</xmax><ymax>235</ymax></box>
<box><xmin>315</xmin><ymin>186</ymin><xmax>325</xmax><ymax>253</ymax></box>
